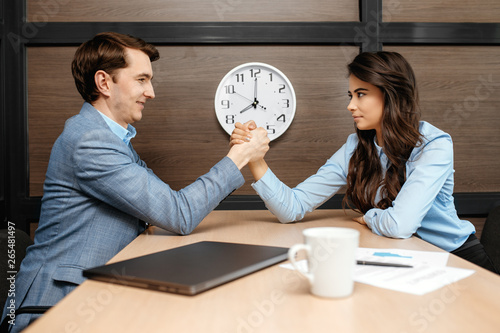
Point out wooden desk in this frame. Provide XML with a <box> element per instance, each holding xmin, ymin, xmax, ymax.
<box><xmin>24</xmin><ymin>210</ymin><xmax>500</xmax><ymax>333</ymax></box>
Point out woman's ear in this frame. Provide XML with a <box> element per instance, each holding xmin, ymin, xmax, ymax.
<box><xmin>94</xmin><ymin>70</ymin><xmax>112</xmax><ymax>97</ymax></box>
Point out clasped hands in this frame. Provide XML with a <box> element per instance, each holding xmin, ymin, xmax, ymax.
<box><xmin>226</xmin><ymin>120</ymin><xmax>269</xmax><ymax>170</ymax></box>
<box><xmin>229</xmin><ymin>120</ymin><xmax>260</xmax><ymax>146</ymax></box>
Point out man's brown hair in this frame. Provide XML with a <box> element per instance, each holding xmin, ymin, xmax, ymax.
<box><xmin>71</xmin><ymin>32</ymin><xmax>160</xmax><ymax>103</ymax></box>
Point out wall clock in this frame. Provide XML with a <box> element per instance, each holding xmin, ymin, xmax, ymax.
<box><xmin>214</xmin><ymin>62</ymin><xmax>296</xmax><ymax>141</ymax></box>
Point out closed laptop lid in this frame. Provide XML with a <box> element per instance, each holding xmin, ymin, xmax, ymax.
<box><xmin>83</xmin><ymin>241</ymin><xmax>289</xmax><ymax>295</ymax></box>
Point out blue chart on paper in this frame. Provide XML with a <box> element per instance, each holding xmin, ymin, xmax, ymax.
<box><xmin>372</xmin><ymin>252</ymin><xmax>413</xmax><ymax>259</ymax></box>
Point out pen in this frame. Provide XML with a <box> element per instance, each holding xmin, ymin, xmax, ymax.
<box><xmin>356</xmin><ymin>260</ymin><xmax>413</xmax><ymax>268</ymax></box>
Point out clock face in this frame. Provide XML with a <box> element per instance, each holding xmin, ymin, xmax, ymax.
<box><xmin>214</xmin><ymin>62</ymin><xmax>296</xmax><ymax>141</ymax></box>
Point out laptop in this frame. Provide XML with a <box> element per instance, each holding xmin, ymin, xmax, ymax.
<box><xmin>83</xmin><ymin>241</ymin><xmax>289</xmax><ymax>295</ymax></box>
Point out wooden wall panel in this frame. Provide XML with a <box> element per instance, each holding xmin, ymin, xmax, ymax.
<box><xmin>28</xmin><ymin>45</ymin><xmax>356</xmax><ymax>196</ymax></box>
<box><xmin>27</xmin><ymin>0</ymin><xmax>358</xmax><ymax>22</ymax></box>
<box><xmin>28</xmin><ymin>47</ymin><xmax>82</xmax><ymax>197</ymax></box>
<box><xmin>386</xmin><ymin>46</ymin><xmax>500</xmax><ymax>192</ymax></box>
<box><xmin>383</xmin><ymin>0</ymin><xmax>500</xmax><ymax>23</ymax></box>
<box><xmin>28</xmin><ymin>45</ymin><xmax>500</xmax><ymax>198</ymax></box>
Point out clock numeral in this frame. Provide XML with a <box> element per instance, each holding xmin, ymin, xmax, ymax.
<box><xmin>225</xmin><ymin>85</ymin><xmax>235</xmax><ymax>94</ymax></box>
<box><xmin>236</xmin><ymin>73</ymin><xmax>244</xmax><ymax>83</ymax></box>
<box><xmin>269</xmin><ymin>73</ymin><xmax>273</xmax><ymax>82</ymax></box>
<box><xmin>282</xmin><ymin>99</ymin><xmax>290</xmax><ymax>108</ymax></box>
<box><xmin>226</xmin><ymin>115</ymin><xmax>236</xmax><ymax>124</ymax></box>
<box><xmin>250</xmin><ymin>68</ymin><xmax>261</xmax><ymax>78</ymax></box>
<box><xmin>278</xmin><ymin>84</ymin><xmax>286</xmax><ymax>93</ymax></box>
<box><xmin>221</xmin><ymin>100</ymin><xmax>230</xmax><ymax>109</ymax></box>
<box><xmin>266</xmin><ymin>125</ymin><xmax>276</xmax><ymax>135</ymax></box>
<box><xmin>277</xmin><ymin>114</ymin><xmax>286</xmax><ymax>122</ymax></box>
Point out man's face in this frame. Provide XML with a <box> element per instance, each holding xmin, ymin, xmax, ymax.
<box><xmin>108</xmin><ymin>48</ymin><xmax>155</xmax><ymax>128</ymax></box>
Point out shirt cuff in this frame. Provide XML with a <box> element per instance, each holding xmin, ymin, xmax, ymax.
<box><xmin>363</xmin><ymin>209</ymin><xmax>378</xmax><ymax>233</ymax></box>
<box><xmin>251</xmin><ymin>168</ymin><xmax>278</xmax><ymax>201</ymax></box>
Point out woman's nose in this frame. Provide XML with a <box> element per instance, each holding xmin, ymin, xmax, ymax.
<box><xmin>347</xmin><ymin>99</ymin><xmax>356</xmax><ymax>112</ymax></box>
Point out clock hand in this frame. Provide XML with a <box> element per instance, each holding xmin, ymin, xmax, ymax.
<box><xmin>240</xmin><ymin>104</ymin><xmax>254</xmax><ymax>113</ymax></box>
<box><xmin>254</xmin><ymin>77</ymin><xmax>258</xmax><ymax>100</ymax></box>
<box><xmin>241</xmin><ymin>100</ymin><xmax>266</xmax><ymax>113</ymax></box>
<box><xmin>234</xmin><ymin>91</ymin><xmax>253</xmax><ymax>104</ymax></box>
<box><xmin>252</xmin><ymin>78</ymin><xmax>267</xmax><ymax>110</ymax></box>
<box><xmin>232</xmin><ymin>81</ymin><xmax>266</xmax><ymax>113</ymax></box>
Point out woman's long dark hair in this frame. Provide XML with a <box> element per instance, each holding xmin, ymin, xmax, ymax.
<box><xmin>343</xmin><ymin>51</ymin><xmax>422</xmax><ymax>214</ymax></box>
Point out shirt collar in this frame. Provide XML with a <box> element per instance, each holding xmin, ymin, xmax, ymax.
<box><xmin>96</xmin><ymin>110</ymin><xmax>137</xmax><ymax>145</ymax></box>
<box><xmin>374</xmin><ymin>137</ymin><xmax>383</xmax><ymax>156</ymax></box>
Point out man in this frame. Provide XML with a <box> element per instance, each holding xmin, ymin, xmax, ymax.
<box><xmin>1</xmin><ymin>32</ymin><xmax>269</xmax><ymax>332</ymax></box>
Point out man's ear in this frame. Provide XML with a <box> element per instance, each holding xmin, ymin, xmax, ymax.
<box><xmin>95</xmin><ymin>70</ymin><xmax>112</xmax><ymax>97</ymax></box>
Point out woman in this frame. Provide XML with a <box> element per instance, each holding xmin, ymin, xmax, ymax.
<box><xmin>231</xmin><ymin>51</ymin><xmax>497</xmax><ymax>273</ymax></box>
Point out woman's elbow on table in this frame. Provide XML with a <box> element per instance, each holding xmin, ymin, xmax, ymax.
<box><xmin>366</xmin><ymin>211</ymin><xmax>417</xmax><ymax>239</ymax></box>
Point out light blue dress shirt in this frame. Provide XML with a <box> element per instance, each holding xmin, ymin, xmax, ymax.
<box><xmin>96</xmin><ymin>110</ymin><xmax>137</xmax><ymax>145</ymax></box>
<box><xmin>252</xmin><ymin>121</ymin><xmax>474</xmax><ymax>252</ymax></box>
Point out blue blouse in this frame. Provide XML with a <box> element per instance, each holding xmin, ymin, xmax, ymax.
<box><xmin>252</xmin><ymin>121</ymin><xmax>474</xmax><ymax>252</ymax></box>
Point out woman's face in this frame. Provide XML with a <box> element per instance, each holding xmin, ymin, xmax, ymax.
<box><xmin>347</xmin><ymin>74</ymin><xmax>384</xmax><ymax>140</ymax></box>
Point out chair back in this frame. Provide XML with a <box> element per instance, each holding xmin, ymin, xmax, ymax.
<box><xmin>481</xmin><ymin>205</ymin><xmax>500</xmax><ymax>273</ymax></box>
<box><xmin>0</xmin><ymin>227</ymin><xmax>34</xmax><ymax>308</ymax></box>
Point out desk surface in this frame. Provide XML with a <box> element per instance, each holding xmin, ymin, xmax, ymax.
<box><xmin>25</xmin><ymin>210</ymin><xmax>500</xmax><ymax>333</ymax></box>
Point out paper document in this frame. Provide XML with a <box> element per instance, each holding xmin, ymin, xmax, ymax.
<box><xmin>281</xmin><ymin>248</ymin><xmax>475</xmax><ymax>295</ymax></box>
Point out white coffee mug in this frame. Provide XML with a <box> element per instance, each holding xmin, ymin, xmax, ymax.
<box><xmin>288</xmin><ymin>227</ymin><xmax>359</xmax><ymax>298</ymax></box>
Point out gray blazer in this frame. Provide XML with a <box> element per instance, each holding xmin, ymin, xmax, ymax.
<box><xmin>2</xmin><ymin>103</ymin><xmax>244</xmax><ymax>331</ymax></box>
